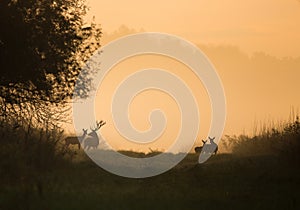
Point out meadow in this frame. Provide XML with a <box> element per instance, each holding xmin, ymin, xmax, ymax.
<box><xmin>0</xmin><ymin>117</ymin><xmax>299</xmax><ymax>210</ymax></box>
<box><xmin>1</xmin><ymin>1</ymin><xmax>299</xmax><ymax>209</ymax></box>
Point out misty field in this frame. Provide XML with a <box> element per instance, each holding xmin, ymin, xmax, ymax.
<box><xmin>0</xmin><ymin>118</ymin><xmax>299</xmax><ymax>210</ymax></box>
<box><xmin>1</xmin><ymin>1</ymin><xmax>300</xmax><ymax>210</ymax></box>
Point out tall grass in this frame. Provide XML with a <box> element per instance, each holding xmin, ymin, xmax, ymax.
<box><xmin>0</xmin><ymin>101</ymin><xmax>75</xmax><ymax>204</ymax></box>
<box><xmin>222</xmin><ymin>115</ymin><xmax>300</xmax><ymax>162</ymax></box>
<box><xmin>1</xmin><ymin>111</ymin><xmax>299</xmax><ymax>209</ymax></box>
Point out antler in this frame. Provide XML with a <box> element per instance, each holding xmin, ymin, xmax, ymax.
<box><xmin>90</xmin><ymin>120</ymin><xmax>106</xmax><ymax>131</ymax></box>
<box><xmin>209</xmin><ymin>136</ymin><xmax>215</xmax><ymax>140</ymax></box>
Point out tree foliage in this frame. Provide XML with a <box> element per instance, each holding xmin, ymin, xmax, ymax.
<box><xmin>0</xmin><ymin>1</ymin><xmax>101</xmax><ymax>195</ymax></box>
<box><xmin>0</xmin><ymin>0</ymin><xmax>101</xmax><ymax>104</ymax></box>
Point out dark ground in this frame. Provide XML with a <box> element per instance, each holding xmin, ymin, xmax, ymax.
<box><xmin>1</xmin><ymin>152</ymin><xmax>299</xmax><ymax>210</ymax></box>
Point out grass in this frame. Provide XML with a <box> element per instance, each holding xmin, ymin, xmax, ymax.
<box><xmin>0</xmin><ymin>116</ymin><xmax>299</xmax><ymax>210</ymax></box>
<box><xmin>0</xmin><ymin>151</ymin><xmax>299</xmax><ymax>210</ymax></box>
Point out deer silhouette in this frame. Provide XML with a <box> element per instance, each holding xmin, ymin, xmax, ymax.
<box><xmin>64</xmin><ymin>129</ymin><xmax>88</xmax><ymax>149</ymax></box>
<box><xmin>83</xmin><ymin>120</ymin><xmax>106</xmax><ymax>150</ymax></box>
<box><xmin>194</xmin><ymin>140</ymin><xmax>207</xmax><ymax>153</ymax></box>
<box><xmin>208</xmin><ymin>137</ymin><xmax>218</xmax><ymax>155</ymax></box>
<box><xmin>197</xmin><ymin>137</ymin><xmax>218</xmax><ymax>155</ymax></box>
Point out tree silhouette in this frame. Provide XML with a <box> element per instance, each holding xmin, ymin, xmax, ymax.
<box><xmin>0</xmin><ymin>0</ymin><xmax>101</xmax><ymax>104</ymax></box>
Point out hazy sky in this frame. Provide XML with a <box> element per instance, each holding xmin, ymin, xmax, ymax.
<box><xmin>87</xmin><ymin>0</ymin><xmax>300</xmax><ymax>57</ymax></box>
<box><xmin>75</xmin><ymin>0</ymin><xmax>300</xmax><ymax>152</ymax></box>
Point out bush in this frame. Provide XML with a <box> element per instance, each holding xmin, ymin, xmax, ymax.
<box><xmin>0</xmin><ymin>104</ymin><xmax>74</xmax><ymax>199</ymax></box>
<box><xmin>223</xmin><ymin>116</ymin><xmax>300</xmax><ymax>162</ymax></box>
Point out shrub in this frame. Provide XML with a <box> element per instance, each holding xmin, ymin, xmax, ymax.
<box><xmin>224</xmin><ymin>116</ymin><xmax>300</xmax><ymax>162</ymax></box>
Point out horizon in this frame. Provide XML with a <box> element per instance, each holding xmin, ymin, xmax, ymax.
<box><xmin>65</xmin><ymin>26</ymin><xmax>300</xmax><ymax>150</ymax></box>
<box><xmin>64</xmin><ymin>0</ymin><xmax>300</xmax><ymax>152</ymax></box>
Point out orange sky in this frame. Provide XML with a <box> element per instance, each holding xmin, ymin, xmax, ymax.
<box><xmin>87</xmin><ymin>0</ymin><xmax>300</xmax><ymax>57</ymax></box>
<box><xmin>71</xmin><ymin>0</ymin><xmax>300</xmax><ymax>152</ymax></box>
<box><xmin>94</xmin><ymin>55</ymin><xmax>211</xmax><ymax>152</ymax></box>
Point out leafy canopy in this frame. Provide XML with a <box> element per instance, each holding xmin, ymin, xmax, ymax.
<box><xmin>0</xmin><ymin>0</ymin><xmax>101</xmax><ymax>104</ymax></box>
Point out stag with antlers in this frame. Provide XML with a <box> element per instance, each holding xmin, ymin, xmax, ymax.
<box><xmin>83</xmin><ymin>120</ymin><xmax>106</xmax><ymax>150</ymax></box>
